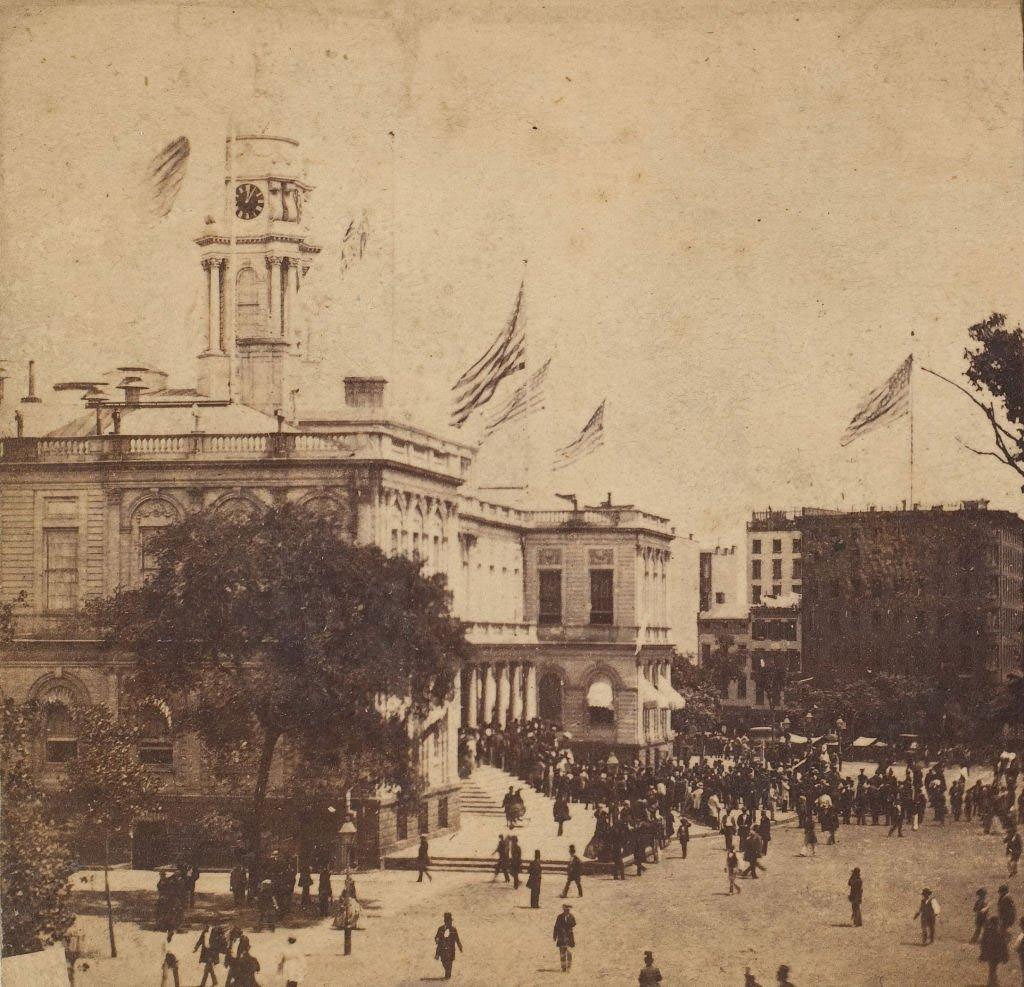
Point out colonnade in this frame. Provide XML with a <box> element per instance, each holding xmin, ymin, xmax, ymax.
<box><xmin>464</xmin><ymin>661</ymin><xmax>538</xmax><ymax>729</ymax></box>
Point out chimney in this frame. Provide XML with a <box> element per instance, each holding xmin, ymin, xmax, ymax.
<box><xmin>21</xmin><ymin>360</ymin><xmax>41</xmax><ymax>403</ymax></box>
<box><xmin>343</xmin><ymin>376</ymin><xmax>387</xmax><ymax>410</ymax></box>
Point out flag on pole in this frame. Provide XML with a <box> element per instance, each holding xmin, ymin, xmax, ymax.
<box><xmin>840</xmin><ymin>355</ymin><xmax>912</xmax><ymax>447</ymax></box>
<box><xmin>553</xmin><ymin>399</ymin><xmax>605</xmax><ymax>470</ymax></box>
<box><xmin>145</xmin><ymin>136</ymin><xmax>191</xmax><ymax>218</ymax></box>
<box><xmin>483</xmin><ymin>357</ymin><xmax>550</xmax><ymax>436</ymax></box>
<box><xmin>450</xmin><ymin>283</ymin><xmax>526</xmax><ymax>427</ymax></box>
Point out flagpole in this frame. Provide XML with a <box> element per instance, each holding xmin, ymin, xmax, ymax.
<box><xmin>909</xmin><ymin>352</ymin><xmax>915</xmax><ymax>507</ymax></box>
<box><xmin>522</xmin><ymin>275</ymin><xmax>531</xmax><ymax>497</ymax></box>
<box><xmin>226</xmin><ymin>115</ymin><xmax>237</xmax><ymax>402</ymax></box>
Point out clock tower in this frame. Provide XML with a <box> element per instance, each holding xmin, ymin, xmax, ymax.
<box><xmin>195</xmin><ymin>134</ymin><xmax>320</xmax><ymax>414</ymax></box>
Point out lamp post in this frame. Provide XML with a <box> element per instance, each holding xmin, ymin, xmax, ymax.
<box><xmin>337</xmin><ymin>816</ymin><xmax>358</xmax><ymax>956</ymax></box>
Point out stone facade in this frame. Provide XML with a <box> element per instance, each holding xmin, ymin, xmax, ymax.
<box><xmin>0</xmin><ymin>131</ymin><xmax>679</xmax><ymax>866</ymax></box>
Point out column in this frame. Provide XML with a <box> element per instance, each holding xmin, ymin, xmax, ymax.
<box><xmin>525</xmin><ymin>663</ymin><xmax>538</xmax><ymax>720</ymax></box>
<box><xmin>496</xmin><ymin>663</ymin><xmax>510</xmax><ymax>729</ymax></box>
<box><xmin>204</xmin><ymin>258</ymin><xmax>221</xmax><ymax>351</ymax></box>
<box><xmin>268</xmin><ymin>256</ymin><xmax>283</xmax><ymax>337</ymax></box>
<box><xmin>483</xmin><ymin>664</ymin><xmax>497</xmax><ymax>726</ymax></box>
<box><xmin>511</xmin><ymin>663</ymin><xmax>524</xmax><ymax>722</ymax></box>
<box><xmin>282</xmin><ymin>259</ymin><xmax>293</xmax><ymax>343</ymax></box>
<box><xmin>466</xmin><ymin>666</ymin><xmax>479</xmax><ymax>729</ymax></box>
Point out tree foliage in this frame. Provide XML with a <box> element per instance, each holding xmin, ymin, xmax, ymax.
<box><xmin>961</xmin><ymin>313</ymin><xmax>1024</xmax><ymax>482</ymax></box>
<box><xmin>670</xmin><ymin>654</ymin><xmax>721</xmax><ymax>734</ymax></box>
<box><xmin>703</xmin><ymin>634</ymin><xmax>748</xmax><ymax>699</ymax></box>
<box><xmin>0</xmin><ymin>699</ymin><xmax>74</xmax><ymax>958</ymax></box>
<box><xmin>88</xmin><ymin>504</ymin><xmax>467</xmax><ymax>861</ymax></box>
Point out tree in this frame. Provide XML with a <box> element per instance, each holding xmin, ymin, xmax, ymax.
<box><xmin>703</xmin><ymin>634</ymin><xmax>747</xmax><ymax>701</ymax></box>
<box><xmin>89</xmin><ymin>503</ymin><xmax>467</xmax><ymax>871</ymax></box>
<box><xmin>670</xmin><ymin>653</ymin><xmax>721</xmax><ymax>734</ymax></box>
<box><xmin>0</xmin><ymin>699</ymin><xmax>74</xmax><ymax>958</ymax></box>
<box><xmin>951</xmin><ymin>313</ymin><xmax>1024</xmax><ymax>484</ymax></box>
<box><xmin>62</xmin><ymin>705</ymin><xmax>152</xmax><ymax>958</ymax></box>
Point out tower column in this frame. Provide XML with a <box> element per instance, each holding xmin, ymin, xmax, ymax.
<box><xmin>482</xmin><ymin>664</ymin><xmax>497</xmax><ymax>726</ymax></box>
<box><xmin>466</xmin><ymin>666</ymin><xmax>479</xmax><ymax>729</ymax></box>
<box><xmin>525</xmin><ymin>663</ymin><xmax>538</xmax><ymax>721</ymax></box>
<box><xmin>268</xmin><ymin>256</ymin><xmax>284</xmax><ymax>337</ymax></box>
<box><xmin>511</xmin><ymin>663</ymin><xmax>524</xmax><ymax>722</ymax></box>
<box><xmin>204</xmin><ymin>258</ymin><xmax>222</xmax><ymax>352</ymax></box>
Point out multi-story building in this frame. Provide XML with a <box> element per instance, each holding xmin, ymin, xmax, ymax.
<box><xmin>747</xmin><ymin>511</ymin><xmax>806</xmax><ymax>605</ymax></box>
<box><xmin>0</xmin><ymin>132</ymin><xmax>679</xmax><ymax>866</ymax></box>
<box><xmin>799</xmin><ymin>502</ymin><xmax>1024</xmax><ymax>684</ymax></box>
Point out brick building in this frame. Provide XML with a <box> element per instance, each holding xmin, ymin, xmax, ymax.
<box><xmin>799</xmin><ymin>502</ymin><xmax>1024</xmax><ymax>685</ymax></box>
<box><xmin>0</xmin><ymin>132</ymin><xmax>679</xmax><ymax>866</ymax></box>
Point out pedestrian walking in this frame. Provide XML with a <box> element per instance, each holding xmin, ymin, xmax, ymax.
<box><xmin>229</xmin><ymin>863</ymin><xmax>247</xmax><ymax>909</ymax></box>
<box><xmin>510</xmin><ymin>835</ymin><xmax>523</xmax><ymax>889</ymax></box>
<box><xmin>491</xmin><ymin>834</ymin><xmax>511</xmax><ymax>883</ymax></box>
<box><xmin>1008</xmin><ymin>828</ymin><xmax>1022</xmax><ymax>878</ymax></box>
<box><xmin>527</xmin><ymin>850</ymin><xmax>543</xmax><ymax>908</ymax></box>
<box><xmin>317</xmin><ymin>868</ymin><xmax>332</xmax><ymax>918</ymax></box>
<box><xmin>417</xmin><ymin>836</ymin><xmax>433</xmax><ymax>883</ymax></box>
<box><xmin>553</xmin><ymin>903</ymin><xmax>576</xmax><ymax>973</ymax></box>
<box><xmin>913</xmin><ymin>888</ymin><xmax>939</xmax><ymax>945</ymax></box>
<box><xmin>561</xmin><ymin>844</ymin><xmax>583</xmax><ymax>898</ymax></box>
<box><xmin>974</xmin><ymin>889</ymin><xmax>992</xmax><ymax>944</ymax></box>
<box><xmin>194</xmin><ymin>925</ymin><xmax>227</xmax><ymax>987</ymax></box>
<box><xmin>776</xmin><ymin>964</ymin><xmax>797</xmax><ymax>986</ymax></box>
<box><xmin>726</xmin><ymin>849</ymin><xmax>741</xmax><ymax>894</ymax></box>
<box><xmin>298</xmin><ymin>867</ymin><xmax>313</xmax><ymax>911</ymax></box>
<box><xmin>638</xmin><ymin>949</ymin><xmax>663</xmax><ymax>985</ymax></box>
<box><xmin>802</xmin><ymin>815</ymin><xmax>817</xmax><ymax>857</ymax></box>
<box><xmin>742</xmin><ymin>831</ymin><xmax>765</xmax><ymax>879</ymax></box>
<box><xmin>554</xmin><ymin>794</ymin><xmax>571</xmax><ymax>837</ymax></box>
<box><xmin>981</xmin><ymin>914</ymin><xmax>1009</xmax><ymax>987</ymax></box>
<box><xmin>1000</xmin><ymin>886</ymin><xmax>1018</xmax><ymax>932</ymax></box>
<box><xmin>848</xmin><ymin>868</ymin><xmax>863</xmax><ymax>927</ymax></box>
<box><xmin>433</xmin><ymin>912</ymin><xmax>463</xmax><ymax>981</ymax></box>
<box><xmin>677</xmin><ymin>817</ymin><xmax>690</xmax><ymax>859</ymax></box>
<box><xmin>226</xmin><ymin>941</ymin><xmax>261</xmax><ymax>987</ymax></box>
<box><xmin>255</xmin><ymin>879</ymin><xmax>277</xmax><ymax>933</ymax></box>
<box><xmin>887</xmin><ymin>799</ymin><xmax>904</xmax><ymax>837</ymax></box>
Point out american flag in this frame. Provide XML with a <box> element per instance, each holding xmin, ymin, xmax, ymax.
<box><xmin>450</xmin><ymin>284</ymin><xmax>526</xmax><ymax>428</ymax></box>
<box><xmin>841</xmin><ymin>355</ymin><xmax>912</xmax><ymax>447</ymax></box>
<box><xmin>483</xmin><ymin>358</ymin><xmax>550</xmax><ymax>436</ymax></box>
<box><xmin>553</xmin><ymin>399</ymin><xmax>605</xmax><ymax>470</ymax></box>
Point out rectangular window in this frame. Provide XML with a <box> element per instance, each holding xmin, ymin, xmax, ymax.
<box><xmin>539</xmin><ymin>569</ymin><xmax>562</xmax><ymax>625</ymax></box>
<box><xmin>772</xmin><ymin>538</ymin><xmax>782</xmax><ymax>554</ymax></box>
<box><xmin>701</xmin><ymin>642</ymin><xmax>712</xmax><ymax>662</ymax></box>
<box><xmin>792</xmin><ymin>583</ymin><xmax>802</xmax><ymax>595</ymax></box>
<box><xmin>590</xmin><ymin>569</ymin><xmax>614</xmax><ymax>624</ymax></box>
<box><xmin>44</xmin><ymin>528</ymin><xmax>78</xmax><ymax>612</ymax></box>
<box><xmin>772</xmin><ymin>584</ymin><xmax>782</xmax><ymax>597</ymax></box>
<box><xmin>737</xmin><ymin>676</ymin><xmax>748</xmax><ymax>700</ymax></box>
<box><xmin>772</xmin><ymin>559</ymin><xmax>782</xmax><ymax>580</ymax></box>
<box><xmin>438</xmin><ymin>797</ymin><xmax>449</xmax><ymax>830</ymax></box>
<box><xmin>752</xmin><ymin>560</ymin><xmax>762</xmax><ymax>580</ymax></box>
<box><xmin>792</xmin><ymin>538</ymin><xmax>802</xmax><ymax>554</ymax></box>
<box><xmin>140</xmin><ymin>528</ymin><xmax>163</xmax><ymax>582</ymax></box>
<box><xmin>715</xmin><ymin>591</ymin><xmax>725</xmax><ymax>604</ymax></box>
<box><xmin>752</xmin><ymin>584</ymin><xmax>762</xmax><ymax>604</ymax></box>
<box><xmin>752</xmin><ymin>539</ymin><xmax>762</xmax><ymax>555</ymax></box>
<box><xmin>792</xmin><ymin>559</ymin><xmax>802</xmax><ymax>580</ymax></box>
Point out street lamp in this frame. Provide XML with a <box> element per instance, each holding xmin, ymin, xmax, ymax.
<box><xmin>338</xmin><ymin>816</ymin><xmax>358</xmax><ymax>873</ymax></box>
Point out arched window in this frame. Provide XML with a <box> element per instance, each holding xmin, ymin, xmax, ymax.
<box><xmin>138</xmin><ymin>705</ymin><xmax>173</xmax><ymax>766</ymax></box>
<box><xmin>586</xmin><ymin>676</ymin><xmax>615</xmax><ymax>727</ymax></box>
<box><xmin>235</xmin><ymin>267</ymin><xmax>263</xmax><ymax>337</ymax></box>
<box><xmin>43</xmin><ymin>702</ymin><xmax>77</xmax><ymax>763</ymax></box>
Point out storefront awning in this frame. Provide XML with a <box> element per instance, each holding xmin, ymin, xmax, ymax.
<box><xmin>657</xmin><ymin>679</ymin><xmax>686</xmax><ymax>710</ymax></box>
<box><xmin>851</xmin><ymin>736</ymin><xmax>877</xmax><ymax>748</ymax></box>
<box><xmin>638</xmin><ymin>675</ymin><xmax>661</xmax><ymax>708</ymax></box>
<box><xmin>587</xmin><ymin>678</ymin><xmax>614</xmax><ymax>708</ymax></box>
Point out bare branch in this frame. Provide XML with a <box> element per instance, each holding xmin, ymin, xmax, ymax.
<box><xmin>955</xmin><ymin>436</ymin><xmax>1009</xmax><ymax>463</ymax></box>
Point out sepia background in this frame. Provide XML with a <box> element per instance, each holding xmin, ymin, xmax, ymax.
<box><xmin>3</xmin><ymin>0</ymin><xmax>1024</xmax><ymax>649</ymax></box>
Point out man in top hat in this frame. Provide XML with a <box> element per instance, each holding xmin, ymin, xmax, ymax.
<box><xmin>638</xmin><ymin>949</ymin><xmax>663</xmax><ymax>985</ymax></box>
<box><xmin>972</xmin><ymin>889</ymin><xmax>990</xmax><ymax>944</ymax></box>
<box><xmin>997</xmin><ymin>885</ymin><xmax>1017</xmax><ymax>931</ymax></box>
<box><xmin>553</xmin><ymin>903</ymin><xmax>576</xmax><ymax>973</ymax></box>
<box><xmin>433</xmin><ymin>912</ymin><xmax>463</xmax><ymax>980</ymax></box>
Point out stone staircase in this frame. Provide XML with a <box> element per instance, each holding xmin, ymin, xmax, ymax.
<box><xmin>385</xmin><ymin>763</ymin><xmax>608</xmax><ymax>874</ymax></box>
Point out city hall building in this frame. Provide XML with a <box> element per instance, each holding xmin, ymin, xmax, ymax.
<box><xmin>0</xmin><ymin>133</ymin><xmax>679</xmax><ymax>866</ymax></box>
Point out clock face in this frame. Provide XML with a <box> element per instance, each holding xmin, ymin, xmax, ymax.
<box><xmin>235</xmin><ymin>183</ymin><xmax>264</xmax><ymax>220</ymax></box>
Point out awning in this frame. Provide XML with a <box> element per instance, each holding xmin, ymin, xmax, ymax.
<box><xmin>786</xmin><ymin>733</ymin><xmax>809</xmax><ymax>744</ymax></box>
<box><xmin>637</xmin><ymin>675</ymin><xmax>661</xmax><ymax>708</ymax></box>
<box><xmin>657</xmin><ymin>679</ymin><xmax>686</xmax><ymax>709</ymax></box>
<box><xmin>586</xmin><ymin>679</ymin><xmax>614</xmax><ymax>709</ymax></box>
<box><xmin>851</xmin><ymin>736</ymin><xmax>877</xmax><ymax>748</ymax></box>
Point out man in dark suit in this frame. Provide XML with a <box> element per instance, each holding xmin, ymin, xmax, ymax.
<box><xmin>510</xmin><ymin>835</ymin><xmax>523</xmax><ymax>889</ymax></box>
<box><xmin>560</xmin><ymin>845</ymin><xmax>583</xmax><ymax>898</ymax></box>
<box><xmin>433</xmin><ymin>912</ymin><xmax>463</xmax><ymax>981</ymax></box>
<box><xmin>527</xmin><ymin>850</ymin><xmax>543</xmax><ymax>908</ymax></box>
<box><xmin>553</xmin><ymin>903</ymin><xmax>576</xmax><ymax>973</ymax></box>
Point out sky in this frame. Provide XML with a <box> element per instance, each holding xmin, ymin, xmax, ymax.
<box><xmin>2</xmin><ymin>0</ymin><xmax>1024</xmax><ymax>644</ymax></box>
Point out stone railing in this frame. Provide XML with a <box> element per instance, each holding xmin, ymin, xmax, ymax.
<box><xmin>528</xmin><ymin>508</ymin><xmax>674</xmax><ymax>537</ymax></box>
<box><xmin>0</xmin><ymin>427</ymin><xmax>470</xmax><ymax>481</ymax></box>
<box><xmin>535</xmin><ymin>623</ymin><xmax>673</xmax><ymax>646</ymax></box>
<box><xmin>463</xmin><ymin>620</ymin><xmax>538</xmax><ymax>644</ymax></box>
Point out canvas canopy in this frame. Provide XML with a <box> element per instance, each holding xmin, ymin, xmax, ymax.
<box><xmin>851</xmin><ymin>736</ymin><xmax>878</xmax><ymax>748</ymax></box>
<box><xmin>587</xmin><ymin>678</ymin><xmax>614</xmax><ymax>709</ymax></box>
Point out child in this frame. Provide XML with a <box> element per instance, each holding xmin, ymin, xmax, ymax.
<box><xmin>726</xmin><ymin>849</ymin><xmax>741</xmax><ymax>894</ymax></box>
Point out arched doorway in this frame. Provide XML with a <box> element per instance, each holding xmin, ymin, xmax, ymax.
<box><xmin>538</xmin><ymin>672</ymin><xmax>563</xmax><ymax>724</ymax></box>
